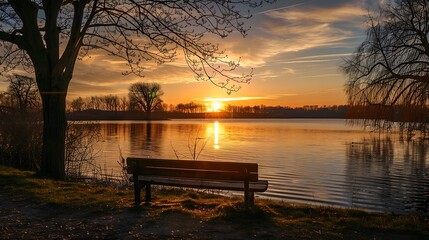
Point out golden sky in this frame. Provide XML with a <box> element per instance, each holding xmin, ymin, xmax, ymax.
<box><xmin>1</xmin><ymin>0</ymin><xmax>381</xmax><ymax>107</ymax></box>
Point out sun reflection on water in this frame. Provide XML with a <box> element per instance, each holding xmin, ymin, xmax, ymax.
<box><xmin>214</xmin><ymin>121</ymin><xmax>220</xmax><ymax>149</ymax></box>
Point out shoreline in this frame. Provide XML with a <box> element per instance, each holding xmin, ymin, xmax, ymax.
<box><xmin>66</xmin><ymin>109</ymin><xmax>346</xmax><ymax>121</ymax></box>
<box><xmin>0</xmin><ymin>166</ymin><xmax>427</xmax><ymax>239</ymax></box>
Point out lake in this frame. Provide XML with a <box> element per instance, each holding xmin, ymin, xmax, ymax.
<box><xmin>92</xmin><ymin>119</ymin><xmax>429</xmax><ymax>215</ymax></box>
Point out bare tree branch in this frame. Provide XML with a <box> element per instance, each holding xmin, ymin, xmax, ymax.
<box><xmin>0</xmin><ymin>0</ymin><xmax>274</xmax><ymax>179</ymax></box>
<box><xmin>343</xmin><ymin>0</ymin><xmax>429</xmax><ymax>137</ymax></box>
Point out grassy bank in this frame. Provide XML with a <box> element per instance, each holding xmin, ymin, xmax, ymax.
<box><xmin>0</xmin><ymin>165</ymin><xmax>427</xmax><ymax>239</ymax></box>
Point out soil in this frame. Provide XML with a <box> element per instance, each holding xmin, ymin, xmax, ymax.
<box><xmin>1</xmin><ymin>190</ymin><xmax>427</xmax><ymax>240</ymax></box>
<box><xmin>0</xmin><ymin>194</ymin><xmax>280</xmax><ymax>240</ymax></box>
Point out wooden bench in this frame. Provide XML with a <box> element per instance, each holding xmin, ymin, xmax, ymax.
<box><xmin>127</xmin><ymin>158</ymin><xmax>269</xmax><ymax>207</ymax></box>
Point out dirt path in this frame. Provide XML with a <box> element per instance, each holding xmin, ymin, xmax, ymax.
<box><xmin>1</xmin><ymin>187</ymin><xmax>427</xmax><ymax>240</ymax></box>
<box><xmin>0</xmin><ymin>194</ymin><xmax>280</xmax><ymax>239</ymax></box>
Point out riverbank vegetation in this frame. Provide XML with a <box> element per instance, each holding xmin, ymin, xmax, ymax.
<box><xmin>0</xmin><ymin>166</ymin><xmax>427</xmax><ymax>239</ymax></box>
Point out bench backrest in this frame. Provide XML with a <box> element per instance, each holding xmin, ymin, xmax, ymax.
<box><xmin>127</xmin><ymin>158</ymin><xmax>259</xmax><ymax>181</ymax></box>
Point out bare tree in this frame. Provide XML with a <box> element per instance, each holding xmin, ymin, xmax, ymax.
<box><xmin>70</xmin><ymin>97</ymin><xmax>85</xmax><ymax>112</ymax></box>
<box><xmin>343</xmin><ymin>0</ymin><xmax>429</xmax><ymax>136</ymax></box>
<box><xmin>103</xmin><ymin>95</ymin><xmax>119</xmax><ymax>111</ymax></box>
<box><xmin>0</xmin><ymin>92</ymin><xmax>8</xmax><ymax>108</ymax></box>
<box><xmin>129</xmin><ymin>82</ymin><xmax>163</xmax><ymax>118</ymax></box>
<box><xmin>176</xmin><ymin>103</ymin><xmax>185</xmax><ymax>113</ymax></box>
<box><xmin>88</xmin><ymin>96</ymin><xmax>103</xmax><ymax>110</ymax></box>
<box><xmin>0</xmin><ymin>0</ymin><xmax>271</xmax><ymax>179</ymax></box>
<box><xmin>119</xmin><ymin>96</ymin><xmax>128</xmax><ymax>111</ymax></box>
<box><xmin>0</xmin><ymin>75</ymin><xmax>42</xmax><ymax>170</ymax></box>
<box><xmin>6</xmin><ymin>74</ymin><xmax>40</xmax><ymax>111</ymax></box>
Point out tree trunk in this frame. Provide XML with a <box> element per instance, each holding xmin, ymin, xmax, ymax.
<box><xmin>40</xmin><ymin>90</ymin><xmax>67</xmax><ymax>180</ymax></box>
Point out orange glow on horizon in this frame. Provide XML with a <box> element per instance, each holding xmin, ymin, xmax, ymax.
<box><xmin>206</xmin><ymin>101</ymin><xmax>224</xmax><ymax>112</ymax></box>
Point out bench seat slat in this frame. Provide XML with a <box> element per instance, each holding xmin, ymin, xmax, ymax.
<box><xmin>132</xmin><ymin>176</ymin><xmax>269</xmax><ymax>192</ymax></box>
<box><xmin>135</xmin><ymin>167</ymin><xmax>258</xmax><ymax>181</ymax></box>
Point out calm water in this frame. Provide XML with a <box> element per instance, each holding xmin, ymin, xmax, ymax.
<box><xmin>93</xmin><ymin>119</ymin><xmax>429</xmax><ymax>214</ymax></box>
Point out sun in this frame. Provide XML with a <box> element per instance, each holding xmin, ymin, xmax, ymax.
<box><xmin>204</xmin><ymin>99</ymin><xmax>225</xmax><ymax>112</ymax></box>
<box><xmin>211</xmin><ymin>102</ymin><xmax>223</xmax><ymax>112</ymax></box>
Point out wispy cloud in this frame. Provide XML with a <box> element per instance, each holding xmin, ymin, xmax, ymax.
<box><xmin>199</xmin><ymin>92</ymin><xmax>300</xmax><ymax>103</ymax></box>
<box><xmin>295</xmin><ymin>53</ymin><xmax>354</xmax><ymax>60</ymax></box>
<box><xmin>221</xmin><ymin>2</ymin><xmax>367</xmax><ymax>70</ymax></box>
<box><xmin>279</xmin><ymin>93</ymin><xmax>299</xmax><ymax>97</ymax></box>
<box><xmin>281</xmin><ymin>60</ymin><xmax>333</xmax><ymax>64</ymax></box>
<box><xmin>266</xmin><ymin>3</ymin><xmax>366</xmax><ymax>23</ymax></box>
<box><xmin>256</xmin><ymin>1</ymin><xmax>315</xmax><ymax>15</ymax></box>
<box><xmin>200</xmin><ymin>96</ymin><xmax>277</xmax><ymax>102</ymax></box>
<box><xmin>307</xmin><ymin>73</ymin><xmax>342</xmax><ymax>78</ymax></box>
<box><xmin>301</xmin><ymin>88</ymin><xmax>342</xmax><ymax>95</ymax></box>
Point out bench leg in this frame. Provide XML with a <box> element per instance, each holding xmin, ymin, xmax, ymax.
<box><xmin>145</xmin><ymin>184</ymin><xmax>151</xmax><ymax>202</ymax></box>
<box><xmin>244</xmin><ymin>191</ymin><xmax>255</xmax><ymax>208</ymax></box>
<box><xmin>244</xmin><ymin>176</ymin><xmax>250</xmax><ymax>208</ymax></box>
<box><xmin>134</xmin><ymin>177</ymin><xmax>141</xmax><ymax>205</ymax></box>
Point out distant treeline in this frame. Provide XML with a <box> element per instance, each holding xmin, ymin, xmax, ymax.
<box><xmin>67</xmin><ymin>105</ymin><xmax>347</xmax><ymax>120</ymax></box>
<box><xmin>66</xmin><ymin>94</ymin><xmax>347</xmax><ymax>118</ymax></box>
<box><xmin>0</xmin><ymin>76</ymin><xmax>346</xmax><ymax>120</ymax></box>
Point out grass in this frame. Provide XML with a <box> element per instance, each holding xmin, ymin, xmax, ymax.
<box><xmin>0</xmin><ymin>166</ymin><xmax>131</xmax><ymax>211</ymax></box>
<box><xmin>0</xmin><ymin>165</ymin><xmax>428</xmax><ymax>239</ymax></box>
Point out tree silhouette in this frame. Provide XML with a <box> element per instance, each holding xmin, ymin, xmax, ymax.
<box><xmin>343</xmin><ymin>0</ymin><xmax>429</xmax><ymax>135</ymax></box>
<box><xmin>70</xmin><ymin>97</ymin><xmax>85</xmax><ymax>112</ymax></box>
<box><xmin>0</xmin><ymin>0</ymin><xmax>271</xmax><ymax>179</ymax></box>
<box><xmin>129</xmin><ymin>82</ymin><xmax>163</xmax><ymax>118</ymax></box>
<box><xmin>6</xmin><ymin>74</ymin><xmax>40</xmax><ymax>111</ymax></box>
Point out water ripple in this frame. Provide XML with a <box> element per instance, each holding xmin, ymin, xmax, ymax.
<box><xmin>94</xmin><ymin>119</ymin><xmax>429</xmax><ymax>215</ymax></box>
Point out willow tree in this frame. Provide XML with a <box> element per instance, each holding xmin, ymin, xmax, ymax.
<box><xmin>343</xmin><ymin>0</ymin><xmax>429</xmax><ymax>136</ymax></box>
<box><xmin>0</xmin><ymin>0</ymin><xmax>271</xmax><ymax>179</ymax></box>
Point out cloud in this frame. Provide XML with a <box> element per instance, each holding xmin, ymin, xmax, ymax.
<box><xmin>254</xmin><ymin>67</ymin><xmax>295</xmax><ymax>80</ymax></box>
<box><xmin>281</xmin><ymin>60</ymin><xmax>333</xmax><ymax>64</ymax></box>
<box><xmin>68</xmin><ymin>52</ymin><xmax>197</xmax><ymax>98</ymax></box>
<box><xmin>306</xmin><ymin>73</ymin><xmax>342</xmax><ymax>78</ymax></box>
<box><xmin>256</xmin><ymin>1</ymin><xmax>315</xmax><ymax>15</ymax></box>
<box><xmin>266</xmin><ymin>4</ymin><xmax>366</xmax><ymax>23</ymax></box>
<box><xmin>218</xmin><ymin>1</ymin><xmax>367</xmax><ymax>72</ymax></box>
<box><xmin>62</xmin><ymin>1</ymin><xmax>370</xmax><ymax>105</ymax></box>
<box><xmin>199</xmin><ymin>92</ymin><xmax>300</xmax><ymax>103</ymax></box>
<box><xmin>294</xmin><ymin>53</ymin><xmax>354</xmax><ymax>60</ymax></box>
<box><xmin>279</xmin><ymin>93</ymin><xmax>299</xmax><ymax>97</ymax></box>
<box><xmin>200</xmin><ymin>96</ymin><xmax>277</xmax><ymax>102</ymax></box>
